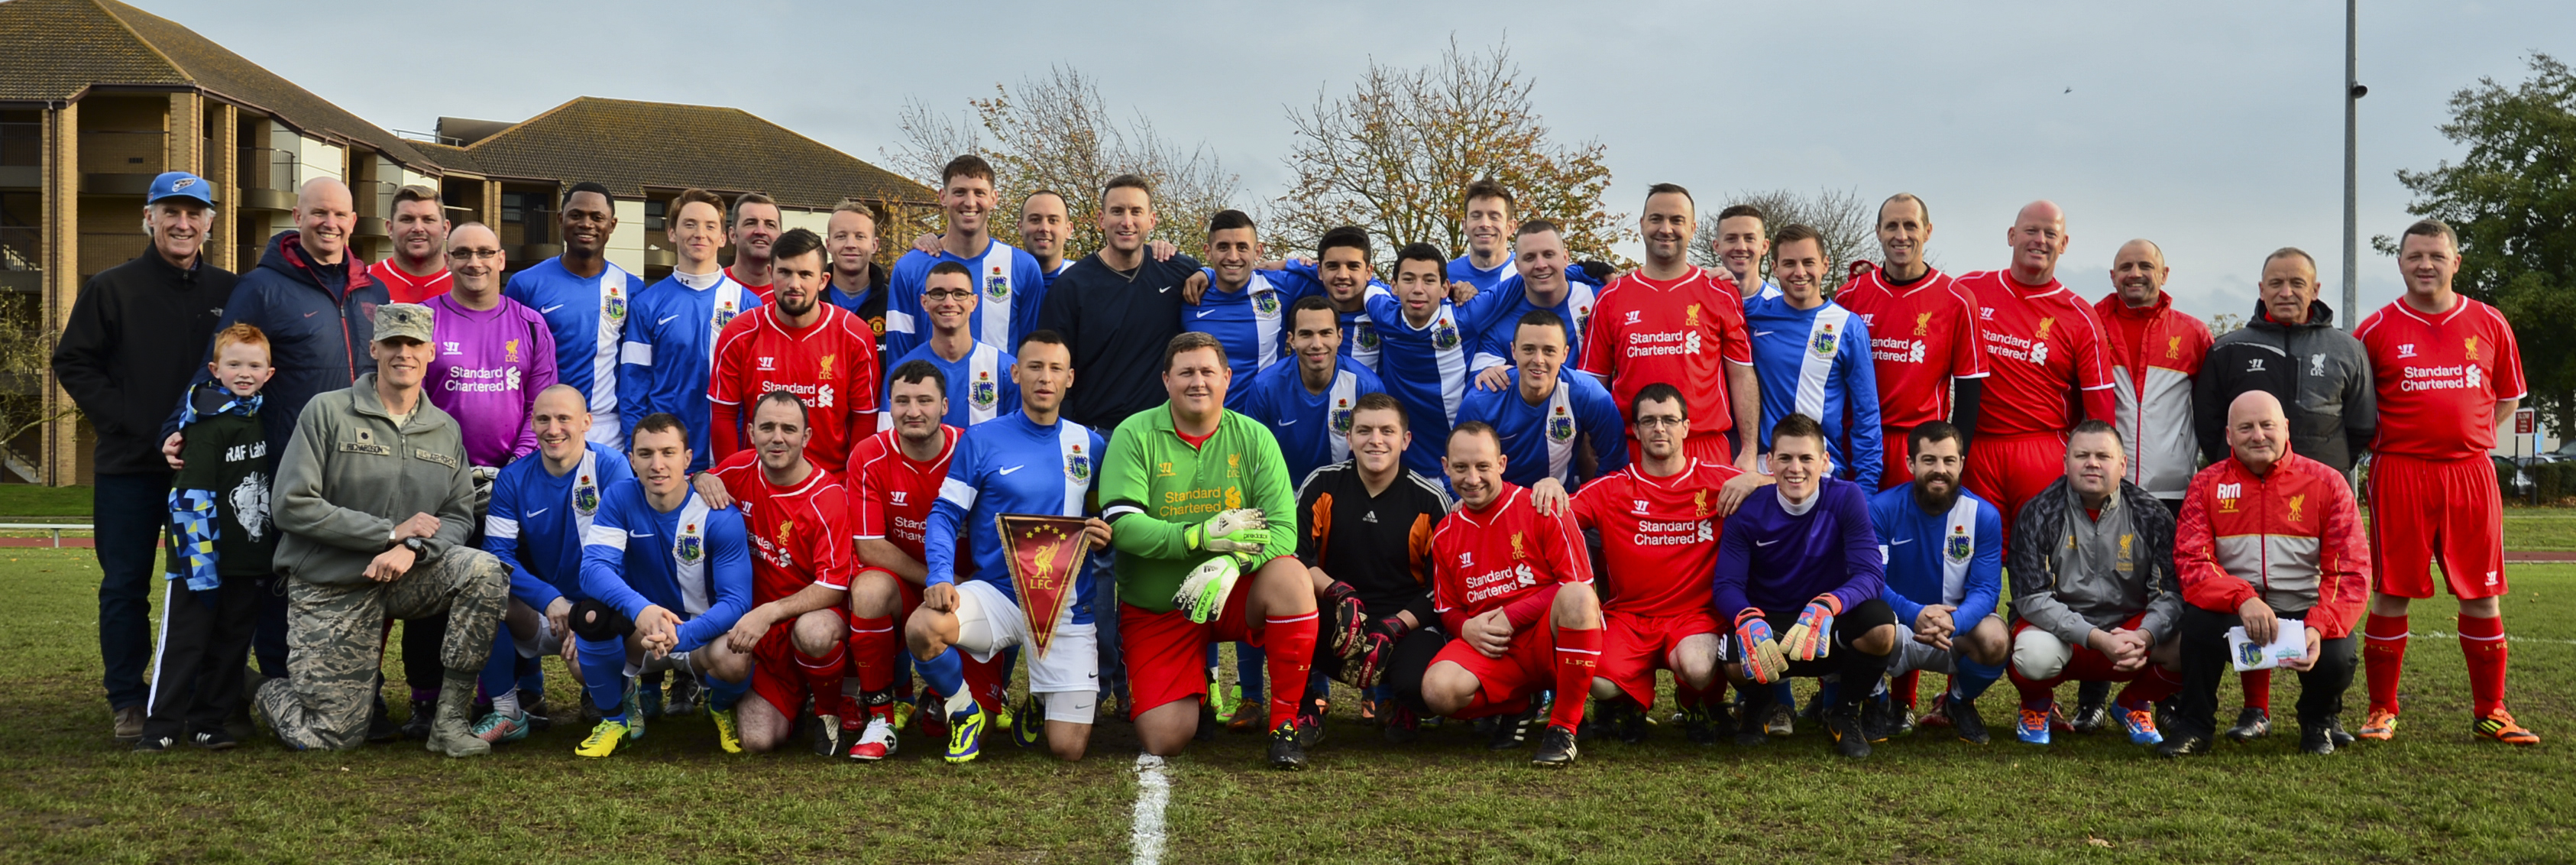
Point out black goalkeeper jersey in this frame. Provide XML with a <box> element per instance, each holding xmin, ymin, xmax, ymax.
<box><xmin>1293</xmin><ymin>460</ymin><xmax>1452</xmax><ymax>624</ymax></box>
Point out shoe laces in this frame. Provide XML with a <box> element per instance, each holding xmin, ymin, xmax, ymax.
<box><xmin>2018</xmin><ymin>707</ymin><xmax>2050</xmax><ymax>729</ymax></box>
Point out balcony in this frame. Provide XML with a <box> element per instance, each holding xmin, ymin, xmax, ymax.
<box><xmin>78</xmin><ymin>130</ymin><xmax>164</xmax><ymax>196</ymax></box>
<box><xmin>0</xmin><ymin>122</ymin><xmax>35</xmax><ymax>189</ymax></box>
<box><xmin>237</xmin><ymin>146</ymin><xmax>298</xmax><ymax>211</ymax></box>
<box><xmin>0</xmin><ymin>225</ymin><xmax>37</xmax><ymax>293</ymax></box>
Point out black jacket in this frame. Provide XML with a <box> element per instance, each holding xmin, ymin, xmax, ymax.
<box><xmin>1036</xmin><ymin>251</ymin><xmax>1202</xmax><ymax>431</ymax></box>
<box><xmin>50</xmin><ymin>248</ymin><xmax>235</xmax><ymax>475</ymax></box>
<box><xmin>2195</xmin><ymin>300</ymin><xmax>2374</xmax><ymax>474</ymax></box>
<box><xmin>163</xmin><ymin>232</ymin><xmax>385</xmax><ymax>468</ymax></box>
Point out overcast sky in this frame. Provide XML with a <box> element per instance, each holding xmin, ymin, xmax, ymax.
<box><xmin>137</xmin><ymin>0</ymin><xmax>2568</xmax><ymax>325</ymax></box>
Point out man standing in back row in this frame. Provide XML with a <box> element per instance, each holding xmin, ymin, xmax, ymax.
<box><xmin>1955</xmin><ymin>200</ymin><xmax>2118</xmax><ymax>536</ymax></box>
<box><xmin>1837</xmin><ymin>193</ymin><xmax>1987</xmax><ymax>491</ymax></box>
<box><xmin>506</xmin><ymin>182</ymin><xmax>639</xmax><ymax>450</ymax></box>
<box><xmin>888</xmin><ymin>156</ymin><xmax>1050</xmax><ymax>361</ymax></box>
<box><xmin>1578</xmin><ymin>183</ymin><xmax>1760</xmax><ymax>472</ymax></box>
<box><xmin>2351</xmin><ymin>219</ymin><xmax>2536</xmax><ymax>746</ymax></box>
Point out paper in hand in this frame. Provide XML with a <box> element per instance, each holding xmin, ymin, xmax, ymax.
<box><xmin>2225</xmin><ymin>618</ymin><xmax>2307</xmax><ymax>672</ymax></box>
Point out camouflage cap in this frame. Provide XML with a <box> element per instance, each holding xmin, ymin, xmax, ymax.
<box><xmin>372</xmin><ymin>303</ymin><xmax>435</xmax><ymax>344</ymax></box>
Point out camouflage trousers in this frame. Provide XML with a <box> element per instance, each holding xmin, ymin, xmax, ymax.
<box><xmin>255</xmin><ymin>548</ymin><xmax>508</xmax><ymax>750</ymax></box>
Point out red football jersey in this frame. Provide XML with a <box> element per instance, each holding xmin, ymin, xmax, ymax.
<box><xmin>845</xmin><ymin>425</ymin><xmax>961</xmax><ymax>573</ymax></box>
<box><xmin>728</xmin><ymin>267</ymin><xmax>775</xmax><ymax>303</ymax></box>
<box><xmin>367</xmin><ymin>259</ymin><xmax>452</xmax><ymax>305</ymax></box>
<box><xmin>1836</xmin><ymin>265</ymin><xmax>1988</xmax><ymax>430</ymax></box>
<box><xmin>1955</xmin><ymin>271</ymin><xmax>2115</xmax><ymax>439</ymax></box>
<box><xmin>709</xmin><ymin>303</ymin><xmax>882</xmax><ymax>468</ymax></box>
<box><xmin>1571</xmin><ymin>460</ymin><xmax>1742</xmax><ymax>618</ymax></box>
<box><xmin>1578</xmin><ymin>266</ymin><xmax>1752</xmax><ymax>432</ymax></box>
<box><xmin>2354</xmin><ymin>296</ymin><xmax>2525</xmax><ymax>460</ymax></box>
<box><xmin>710</xmin><ymin>449</ymin><xmax>854</xmax><ymax>604</ymax></box>
<box><xmin>1431</xmin><ymin>484</ymin><xmax>1592</xmax><ymax>634</ymax></box>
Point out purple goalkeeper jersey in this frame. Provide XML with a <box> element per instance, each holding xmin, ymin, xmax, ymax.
<box><xmin>1710</xmin><ymin>477</ymin><xmax>1885</xmax><ymax>617</ymax></box>
<box><xmin>423</xmin><ymin>293</ymin><xmax>559</xmax><ymax>468</ymax></box>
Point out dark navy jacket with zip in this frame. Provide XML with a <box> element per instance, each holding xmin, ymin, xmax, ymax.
<box><xmin>164</xmin><ymin>232</ymin><xmax>384</xmax><ymax>468</ymax></box>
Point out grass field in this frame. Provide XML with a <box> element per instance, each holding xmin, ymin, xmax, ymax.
<box><xmin>4</xmin><ymin>550</ymin><xmax>2573</xmax><ymax>863</ymax></box>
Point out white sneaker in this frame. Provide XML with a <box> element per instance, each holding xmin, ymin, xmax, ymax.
<box><xmin>846</xmin><ymin>718</ymin><xmax>898</xmax><ymax>761</ymax></box>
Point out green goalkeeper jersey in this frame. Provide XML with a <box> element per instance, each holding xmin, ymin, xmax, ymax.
<box><xmin>1099</xmin><ymin>403</ymin><xmax>1299</xmax><ymax>614</ymax></box>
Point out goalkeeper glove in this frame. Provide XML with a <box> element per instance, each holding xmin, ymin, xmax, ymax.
<box><xmin>1734</xmin><ymin>608</ymin><xmax>1788</xmax><ymax>685</ymax></box>
<box><xmin>1173</xmin><ymin>556</ymin><xmax>1243</xmax><ymax>624</ymax></box>
<box><xmin>1184</xmin><ymin>508</ymin><xmax>1270</xmax><ymax>557</ymax></box>
<box><xmin>1781</xmin><ymin>594</ymin><xmax>1843</xmax><ymax>662</ymax></box>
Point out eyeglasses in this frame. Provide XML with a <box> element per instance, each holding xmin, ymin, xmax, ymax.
<box><xmin>924</xmin><ymin>289</ymin><xmax>974</xmax><ymax>300</ymax></box>
<box><xmin>1633</xmin><ymin>416</ymin><xmax>1687</xmax><ymax>429</ymax></box>
<box><xmin>447</xmin><ymin>248</ymin><xmax>503</xmax><ymax>261</ymax></box>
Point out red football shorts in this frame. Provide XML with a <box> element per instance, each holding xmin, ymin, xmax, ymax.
<box><xmin>1429</xmin><ymin>626</ymin><xmax>1556</xmax><ymax>718</ymax></box>
<box><xmin>1119</xmin><ymin>556</ymin><xmax>1290</xmax><ymax>716</ymax></box>
<box><xmin>1599</xmin><ymin>609</ymin><xmax>1720</xmax><ymax>708</ymax></box>
<box><xmin>2367</xmin><ymin>453</ymin><xmax>2506</xmax><ymax>600</ymax></box>
<box><xmin>1963</xmin><ymin>432</ymin><xmax>2067</xmax><ymax>539</ymax></box>
<box><xmin>1881</xmin><ymin>431</ymin><xmax>1914</xmax><ymax>491</ymax></box>
<box><xmin>750</xmin><ymin>606</ymin><xmax>853</xmax><ymax>718</ymax></box>
<box><xmin>851</xmin><ymin>566</ymin><xmax>924</xmax><ymax>617</ymax></box>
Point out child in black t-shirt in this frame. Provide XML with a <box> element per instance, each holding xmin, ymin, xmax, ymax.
<box><xmin>138</xmin><ymin>323</ymin><xmax>277</xmax><ymax>752</ymax></box>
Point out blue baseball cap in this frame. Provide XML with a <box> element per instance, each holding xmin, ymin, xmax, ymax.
<box><xmin>146</xmin><ymin>171</ymin><xmax>216</xmax><ymax>206</ymax></box>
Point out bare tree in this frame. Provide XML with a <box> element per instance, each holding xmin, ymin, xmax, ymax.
<box><xmin>1694</xmin><ymin>186</ymin><xmax>1882</xmax><ymax>288</ymax></box>
<box><xmin>1275</xmin><ymin>37</ymin><xmax>1629</xmax><ymax>264</ymax></box>
<box><xmin>887</xmin><ymin>66</ymin><xmax>1242</xmax><ymax>259</ymax></box>
<box><xmin>0</xmin><ymin>293</ymin><xmax>69</xmax><ymax>481</ymax></box>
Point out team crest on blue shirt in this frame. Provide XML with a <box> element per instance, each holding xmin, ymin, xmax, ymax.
<box><xmin>1254</xmin><ymin>290</ymin><xmax>1281</xmax><ymax>316</ymax></box>
<box><xmin>1548</xmin><ymin>405</ymin><xmax>1574</xmax><ymax>442</ymax></box>
<box><xmin>1066</xmin><ymin>443</ymin><xmax>1089</xmax><ymax>482</ymax></box>
<box><xmin>1332</xmin><ymin>397</ymin><xmax>1354</xmax><ymax>435</ymax></box>
<box><xmin>604</xmin><ymin>283</ymin><xmax>626</xmax><ymax>322</ymax></box>
<box><xmin>714</xmin><ymin>300</ymin><xmax>739</xmax><ymax>330</ymax></box>
<box><xmin>1946</xmin><ymin>525</ymin><xmax>1972</xmax><ymax>563</ymax></box>
<box><xmin>1354</xmin><ymin>322</ymin><xmax>1379</xmax><ymax>351</ymax></box>
<box><xmin>972</xmin><ymin>371</ymin><xmax>998</xmax><ymax>410</ymax></box>
<box><xmin>574</xmin><ymin>474</ymin><xmax>600</xmax><ymax>517</ymax></box>
<box><xmin>1809</xmin><ymin>323</ymin><xmax>1840</xmax><ymax>358</ymax></box>
<box><xmin>676</xmin><ymin>522</ymin><xmax>704</xmax><ymax>564</ymax></box>
<box><xmin>1432</xmin><ymin>316</ymin><xmax>1460</xmax><ymax>351</ymax></box>
<box><xmin>985</xmin><ymin>265</ymin><xmax>1011</xmax><ymax>302</ymax></box>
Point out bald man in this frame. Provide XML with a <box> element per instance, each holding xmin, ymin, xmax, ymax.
<box><xmin>1955</xmin><ymin>201</ymin><xmax>2118</xmax><ymax>538</ymax></box>
<box><xmin>165</xmin><ymin>176</ymin><xmax>392</xmax><ymax>701</ymax></box>
<box><xmin>2163</xmin><ymin>391</ymin><xmax>2366</xmax><ymax>756</ymax></box>
<box><xmin>476</xmin><ymin>384</ymin><xmax>637</xmax><ymax>742</ymax></box>
<box><xmin>2095</xmin><ymin>239</ymin><xmax>2208</xmax><ymax>511</ymax></box>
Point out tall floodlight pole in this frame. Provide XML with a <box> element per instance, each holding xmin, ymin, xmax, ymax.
<box><xmin>2343</xmin><ymin>0</ymin><xmax>2363</xmax><ymax>329</ymax></box>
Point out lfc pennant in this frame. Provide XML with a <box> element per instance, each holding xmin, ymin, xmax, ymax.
<box><xmin>998</xmin><ymin>513</ymin><xmax>1090</xmax><ymax>659</ymax></box>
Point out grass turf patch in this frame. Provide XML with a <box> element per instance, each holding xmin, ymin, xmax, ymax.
<box><xmin>2</xmin><ymin>549</ymin><xmax>2570</xmax><ymax>863</ymax></box>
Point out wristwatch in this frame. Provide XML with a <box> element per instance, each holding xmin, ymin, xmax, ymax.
<box><xmin>403</xmin><ymin>536</ymin><xmax>429</xmax><ymax>554</ymax></box>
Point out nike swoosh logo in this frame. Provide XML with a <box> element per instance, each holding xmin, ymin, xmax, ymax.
<box><xmin>526</xmin><ymin>507</ymin><xmax>549</xmax><ymax>517</ymax></box>
<box><xmin>304</xmin><ymin>311</ymin><xmax>320</xmax><ymax>318</ymax></box>
<box><xmin>629</xmin><ymin>530</ymin><xmax>652</xmax><ymax>538</ymax></box>
<box><xmin>541</xmin><ymin>304</ymin><xmax>566</xmax><ymax>314</ymax></box>
<box><xmin>658</xmin><ymin>315</ymin><xmax>680</xmax><ymax>326</ymax></box>
<box><xmin>1195</xmin><ymin>309</ymin><xmax>1214</xmax><ymax>318</ymax></box>
<box><xmin>1754</xmin><ymin>539</ymin><xmax>1779</xmax><ymax>546</ymax></box>
<box><xmin>1892</xmin><ymin>537</ymin><xmax>1912</xmax><ymax>545</ymax></box>
<box><xmin>1753</xmin><ymin>330</ymin><xmax>1775</xmax><ymax>337</ymax></box>
<box><xmin>1158</xmin><ymin>287</ymin><xmax>1172</xmax><ymax>293</ymax></box>
<box><xmin>998</xmin><ymin>465</ymin><xmax>1024</xmax><ymax>475</ymax></box>
<box><xmin>1277</xmin><ymin>419</ymin><xmax>1296</xmax><ymax>426</ymax></box>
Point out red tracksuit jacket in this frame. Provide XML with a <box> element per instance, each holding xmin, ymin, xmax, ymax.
<box><xmin>2172</xmin><ymin>451</ymin><xmax>2369</xmax><ymax>639</ymax></box>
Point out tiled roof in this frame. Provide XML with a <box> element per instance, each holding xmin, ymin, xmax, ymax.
<box><xmin>451</xmin><ymin>97</ymin><xmax>933</xmax><ymax>209</ymax></box>
<box><xmin>0</xmin><ymin>1</ymin><xmax>930</xmax><ymax>206</ymax></box>
<box><xmin>0</xmin><ymin>0</ymin><xmax>440</xmax><ymax>167</ymax></box>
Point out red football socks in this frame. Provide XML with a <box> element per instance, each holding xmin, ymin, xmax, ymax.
<box><xmin>1549</xmin><ymin>627</ymin><xmax>1603</xmax><ymax>731</ymax></box>
<box><xmin>849</xmin><ymin>615</ymin><xmax>897</xmax><ymax>720</ymax></box>
<box><xmin>1891</xmin><ymin>670</ymin><xmax>1923</xmax><ymax>710</ymax></box>
<box><xmin>2362</xmin><ymin>613</ymin><xmax>2409</xmax><ymax>713</ymax></box>
<box><xmin>2458</xmin><ymin>614</ymin><xmax>2509</xmax><ymax>717</ymax></box>
<box><xmin>2239</xmin><ymin>669</ymin><xmax>2272</xmax><ymax>712</ymax></box>
<box><xmin>794</xmin><ymin>643</ymin><xmax>851</xmax><ymax>720</ymax></box>
<box><xmin>963</xmin><ymin>654</ymin><xmax>1006</xmax><ymax>714</ymax></box>
<box><xmin>1264</xmin><ymin>612</ymin><xmax>1319</xmax><ymax>731</ymax></box>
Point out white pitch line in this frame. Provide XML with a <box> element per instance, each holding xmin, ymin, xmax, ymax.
<box><xmin>2419</xmin><ymin>630</ymin><xmax>2576</xmax><ymax>646</ymax></box>
<box><xmin>1131</xmin><ymin>753</ymin><xmax>1170</xmax><ymax>865</ymax></box>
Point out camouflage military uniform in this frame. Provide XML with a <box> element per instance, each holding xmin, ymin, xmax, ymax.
<box><xmin>255</xmin><ymin>305</ymin><xmax>510</xmax><ymax>754</ymax></box>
